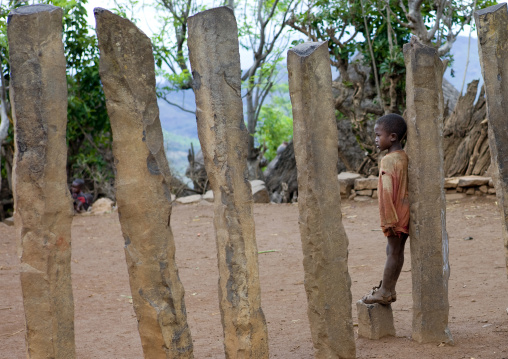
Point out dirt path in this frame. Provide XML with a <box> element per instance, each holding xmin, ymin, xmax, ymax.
<box><xmin>1</xmin><ymin>195</ymin><xmax>507</xmax><ymax>358</ymax></box>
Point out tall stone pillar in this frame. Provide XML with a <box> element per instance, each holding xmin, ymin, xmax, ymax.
<box><xmin>287</xmin><ymin>42</ymin><xmax>356</xmax><ymax>359</ymax></box>
<box><xmin>95</xmin><ymin>9</ymin><xmax>193</xmax><ymax>358</ymax></box>
<box><xmin>187</xmin><ymin>7</ymin><xmax>269</xmax><ymax>358</ymax></box>
<box><xmin>404</xmin><ymin>37</ymin><xmax>453</xmax><ymax>344</ymax></box>
<box><xmin>475</xmin><ymin>3</ymin><xmax>508</xmax><ymax>276</ymax></box>
<box><xmin>8</xmin><ymin>5</ymin><xmax>75</xmax><ymax>358</ymax></box>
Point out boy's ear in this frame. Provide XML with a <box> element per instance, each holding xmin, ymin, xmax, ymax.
<box><xmin>389</xmin><ymin>133</ymin><xmax>398</xmax><ymax>142</ymax></box>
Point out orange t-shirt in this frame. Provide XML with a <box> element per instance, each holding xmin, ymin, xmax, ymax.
<box><xmin>378</xmin><ymin>150</ymin><xmax>410</xmax><ymax>237</ymax></box>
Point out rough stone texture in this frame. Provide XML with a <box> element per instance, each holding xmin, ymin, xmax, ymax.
<box><xmin>338</xmin><ymin>172</ymin><xmax>361</xmax><ymax>195</ymax></box>
<box><xmin>356</xmin><ymin>300</ymin><xmax>396</xmax><ymax>340</ymax></box>
<box><xmin>175</xmin><ymin>194</ymin><xmax>202</xmax><ymax>204</ymax></box>
<box><xmin>95</xmin><ymin>9</ymin><xmax>193</xmax><ymax>358</ymax></box>
<box><xmin>404</xmin><ymin>37</ymin><xmax>453</xmax><ymax>344</ymax></box>
<box><xmin>479</xmin><ymin>185</ymin><xmax>489</xmax><ymax>194</ymax></box>
<box><xmin>187</xmin><ymin>7</ymin><xmax>269</xmax><ymax>358</ymax></box>
<box><xmin>288</xmin><ymin>41</ymin><xmax>356</xmax><ymax>358</ymax></box>
<box><xmin>475</xmin><ymin>3</ymin><xmax>508</xmax><ymax>275</ymax></box>
<box><xmin>250</xmin><ymin>180</ymin><xmax>270</xmax><ymax>203</ymax></box>
<box><xmin>8</xmin><ymin>5</ymin><xmax>76</xmax><ymax>358</ymax></box>
<box><xmin>372</xmin><ymin>190</ymin><xmax>378</xmax><ymax>199</ymax></box>
<box><xmin>90</xmin><ymin>198</ymin><xmax>114</xmax><ymax>215</ymax></box>
<box><xmin>457</xmin><ymin>175</ymin><xmax>490</xmax><ymax>187</ymax></box>
<box><xmin>444</xmin><ymin>177</ymin><xmax>459</xmax><ymax>189</ymax></box>
<box><xmin>488</xmin><ymin>187</ymin><xmax>497</xmax><ymax>195</ymax></box>
<box><xmin>354</xmin><ymin>178</ymin><xmax>378</xmax><ymax>190</ymax></box>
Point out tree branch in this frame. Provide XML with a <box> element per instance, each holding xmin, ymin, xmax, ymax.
<box><xmin>160</xmin><ymin>97</ymin><xmax>195</xmax><ymax>114</ymax></box>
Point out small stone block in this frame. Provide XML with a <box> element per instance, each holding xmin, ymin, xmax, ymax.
<box><xmin>488</xmin><ymin>187</ymin><xmax>496</xmax><ymax>195</ymax></box>
<box><xmin>465</xmin><ymin>188</ymin><xmax>476</xmax><ymax>195</ymax></box>
<box><xmin>457</xmin><ymin>175</ymin><xmax>490</xmax><ymax>188</ymax></box>
<box><xmin>356</xmin><ymin>300</ymin><xmax>396</xmax><ymax>340</ymax></box>
<box><xmin>354</xmin><ymin>196</ymin><xmax>371</xmax><ymax>202</ymax></box>
<box><xmin>444</xmin><ymin>177</ymin><xmax>459</xmax><ymax>189</ymax></box>
<box><xmin>354</xmin><ymin>178</ymin><xmax>378</xmax><ymax>190</ymax></box>
<box><xmin>176</xmin><ymin>194</ymin><xmax>202</xmax><ymax>204</ymax></box>
<box><xmin>356</xmin><ymin>189</ymin><xmax>373</xmax><ymax>196</ymax></box>
<box><xmin>203</xmin><ymin>190</ymin><xmax>214</xmax><ymax>202</ymax></box>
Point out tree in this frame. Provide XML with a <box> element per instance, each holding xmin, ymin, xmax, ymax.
<box><xmin>146</xmin><ymin>0</ymin><xmax>300</xmax><ymax>178</ymax></box>
<box><xmin>0</xmin><ymin>0</ymin><xmax>114</xmax><ymax>213</ymax></box>
<box><xmin>237</xmin><ymin>0</ymin><xmax>299</xmax><ymax>177</ymax></box>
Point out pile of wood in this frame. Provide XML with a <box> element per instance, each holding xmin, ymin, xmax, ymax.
<box><xmin>443</xmin><ymin>80</ymin><xmax>490</xmax><ymax>177</ymax></box>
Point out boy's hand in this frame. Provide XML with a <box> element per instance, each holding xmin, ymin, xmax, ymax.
<box><xmin>385</xmin><ymin>227</ymin><xmax>397</xmax><ymax>237</ymax></box>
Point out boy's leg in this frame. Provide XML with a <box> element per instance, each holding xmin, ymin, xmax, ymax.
<box><xmin>363</xmin><ymin>233</ymin><xmax>408</xmax><ymax>303</ymax></box>
<box><xmin>383</xmin><ymin>234</ymin><xmax>408</xmax><ymax>294</ymax></box>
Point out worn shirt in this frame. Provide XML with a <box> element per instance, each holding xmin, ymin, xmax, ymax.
<box><xmin>378</xmin><ymin>150</ymin><xmax>410</xmax><ymax>237</ymax></box>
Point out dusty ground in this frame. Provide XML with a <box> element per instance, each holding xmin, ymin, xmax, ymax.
<box><xmin>1</xmin><ymin>195</ymin><xmax>507</xmax><ymax>358</ymax></box>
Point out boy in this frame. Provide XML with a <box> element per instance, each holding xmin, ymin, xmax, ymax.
<box><xmin>362</xmin><ymin>113</ymin><xmax>409</xmax><ymax>305</ymax></box>
<box><xmin>70</xmin><ymin>179</ymin><xmax>92</xmax><ymax>213</ymax></box>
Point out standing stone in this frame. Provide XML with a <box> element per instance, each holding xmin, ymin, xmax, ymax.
<box><xmin>288</xmin><ymin>42</ymin><xmax>356</xmax><ymax>358</ymax></box>
<box><xmin>8</xmin><ymin>5</ymin><xmax>75</xmax><ymax>358</ymax></box>
<box><xmin>475</xmin><ymin>3</ymin><xmax>508</xmax><ymax>276</ymax></box>
<box><xmin>404</xmin><ymin>37</ymin><xmax>453</xmax><ymax>344</ymax></box>
<box><xmin>187</xmin><ymin>7</ymin><xmax>269</xmax><ymax>358</ymax></box>
<box><xmin>95</xmin><ymin>9</ymin><xmax>193</xmax><ymax>358</ymax></box>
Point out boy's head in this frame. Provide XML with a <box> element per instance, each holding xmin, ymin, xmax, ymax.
<box><xmin>71</xmin><ymin>179</ymin><xmax>85</xmax><ymax>194</ymax></box>
<box><xmin>374</xmin><ymin>114</ymin><xmax>407</xmax><ymax>151</ymax></box>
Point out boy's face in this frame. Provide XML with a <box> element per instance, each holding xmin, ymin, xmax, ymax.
<box><xmin>374</xmin><ymin>123</ymin><xmax>395</xmax><ymax>151</ymax></box>
<box><xmin>71</xmin><ymin>183</ymin><xmax>81</xmax><ymax>194</ymax></box>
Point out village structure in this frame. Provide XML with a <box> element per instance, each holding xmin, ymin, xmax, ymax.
<box><xmin>3</xmin><ymin>2</ymin><xmax>508</xmax><ymax>359</ymax></box>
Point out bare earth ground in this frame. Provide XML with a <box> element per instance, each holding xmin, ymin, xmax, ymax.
<box><xmin>1</xmin><ymin>195</ymin><xmax>508</xmax><ymax>358</ymax></box>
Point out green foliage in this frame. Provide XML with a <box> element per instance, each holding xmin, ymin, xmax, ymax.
<box><xmin>54</xmin><ymin>0</ymin><xmax>113</xmax><ymax>195</ymax></box>
<box><xmin>0</xmin><ymin>0</ymin><xmax>112</xmax><ymax>198</ymax></box>
<box><xmin>255</xmin><ymin>84</ymin><xmax>293</xmax><ymax>162</ymax></box>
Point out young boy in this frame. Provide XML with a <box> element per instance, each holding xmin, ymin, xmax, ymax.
<box><xmin>71</xmin><ymin>179</ymin><xmax>92</xmax><ymax>213</ymax></box>
<box><xmin>362</xmin><ymin>113</ymin><xmax>409</xmax><ymax>305</ymax></box>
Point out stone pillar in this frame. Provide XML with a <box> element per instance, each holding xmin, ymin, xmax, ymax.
<box><xmin>187</xmin><ymin>7</ymin><xmax>269</xmax><ymax>358</ymax></box>
<box><xmin>475</xmin><ymin>3</ymin><xmax>508</xmax><ymax>276</ymax></box>
<box><xmin>288</xmin><ymin>42</ymin><xmax>356</xmax><ymax>359</ymax></box>
<box><xmin>356</xmin><ymin>301</ymin><xmax>395</xmax><ymax>340</ymax></box>
<box><xmin>8</xmin><ymin>5</ymin><xmax>75</xmax><ymax>358</ymax></box>
<box><xmin>94</xmin><ymin>9</ymin><xmax>193</xmax><ymax>358</ymax></box>
<box><xmin>404</xmin><ymin>37</ymin><xmax>453</xmax><ymax>344</ymax></box>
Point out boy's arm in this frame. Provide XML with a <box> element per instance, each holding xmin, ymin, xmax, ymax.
<box><xmin>380</xmin><ymin>171</ymin><xmax>399</xmax><ymax>234</ymax></box>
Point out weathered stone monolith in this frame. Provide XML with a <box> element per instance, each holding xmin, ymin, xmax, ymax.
<box><xmin>475</xmin><ymin>3</ymin><xmax>508</xmax><ymax>276</ymax></box>
<box><xmin>94</xmin><ymin>9</ymin><xmax>193</xmax><ymax>358</ymax></box>
<box><xmin>288</xmin><ymin>41</ymin><xmax>356</xmax><ymax>359</ymax></box>
<box><xmin>187</xmin><ymin>7</ymin><xmax>269</xmax><ymax>358</ymax></box>
<box><xmin>404</xmin><ymin>37</ymin><xmax>453</xmax><ymax>344</ymax></box>
<box><xmin>8</xmin><ymin>5</ymin><xmax>75</xmax><ymax>358</ymax></box>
